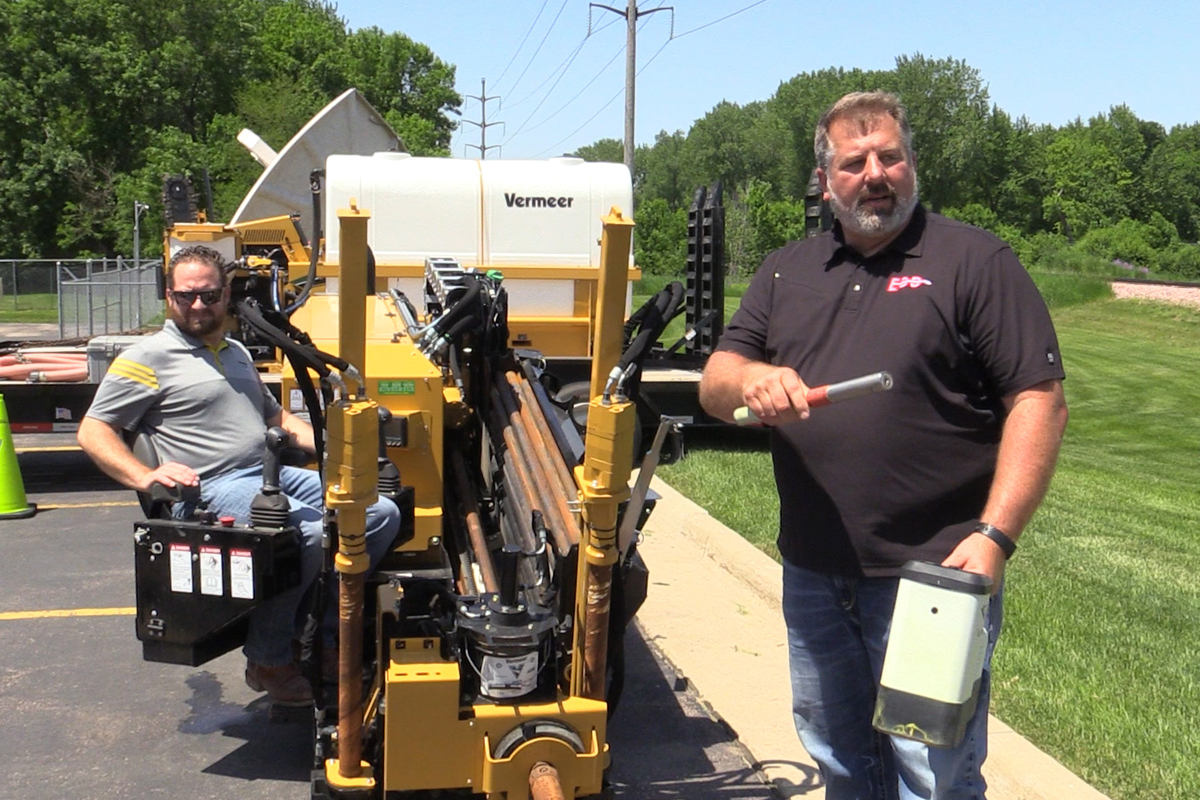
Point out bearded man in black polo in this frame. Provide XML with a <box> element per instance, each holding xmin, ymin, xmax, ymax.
<box><xmin>700</xmin><ymin>91</ymin><xmax>1068</xmax><ymax>799</ymax></box>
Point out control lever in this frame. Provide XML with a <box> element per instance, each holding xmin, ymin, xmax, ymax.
<box><xmin>618</xmin><ymin>416</ymin><xmax>681</xmax><ymax>556</ymax></box>
<box><xmin>250</xmin><ymin>426</ymin><xmax>291</xmax><ymax>528</ymax></box>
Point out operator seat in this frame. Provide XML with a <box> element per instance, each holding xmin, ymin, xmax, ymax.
<box><xmin>124</xmin><ymin>428</ymin><xmax>200</xmax><ymax>519</ymax></box>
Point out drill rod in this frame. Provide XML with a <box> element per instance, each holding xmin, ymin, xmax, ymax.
<box><xmin>449</xmin><ymin>449</ymin><xmax>499</xmax><ymax>594</ymax></box>
<box><xmin>507</xmin><ymin>371</ymin><xmax>579</xmax><ymax>517</ymax></box>
<box><xmin>499</xmin><ymin>376</ymin><xmax>581</xmax><ymax>546</ymax></box>
<box><xmin>487</xmin><ymin>396</ymin><xmax>570</xmax><ymax>555</ymax></box>
<box><xmin>491</xmin><ymin>386</ymin><xmax>575</xmax><ymax>555</ymax></box>
<box><xmin>529</xmin><ymin>762</ymin><xmax>566</xmax><ymax>800</ymax></box>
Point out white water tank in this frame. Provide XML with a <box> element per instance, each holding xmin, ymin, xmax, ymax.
<box><xmin>323</xmin><ymin>155</ymin><xmax>633</xmax><ymax>269</ymax></box>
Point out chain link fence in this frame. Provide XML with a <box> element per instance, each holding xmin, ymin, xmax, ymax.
<box><xmin>0</xmin><ymin>258</ymin><xmax>163</xmax><ymax>338</ymax></box>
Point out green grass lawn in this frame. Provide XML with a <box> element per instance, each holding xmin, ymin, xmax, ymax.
<box><xmin>657</xmin><ymin>282</ymin><xmax>1200</xmax><ymax>800</ymax></box>
<box><xmin>0</xmin><ymin>292</ymin><xmax>58</xmax><ymax>323</ymax></box>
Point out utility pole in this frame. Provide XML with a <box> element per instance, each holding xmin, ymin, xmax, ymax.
<box><xmin>133</xmin><ymin>201</ymin><xmax>149</xmax><ymax>269</ymax></box>
<box><xmin>591</xmin><ymin>1</ymin><xmax>671</xmax><ymax>177</ymax></box>
<box><xmin>463</xmin><ymin>79</ymin><xmax>503</xmax><ymax>159</ymax></box>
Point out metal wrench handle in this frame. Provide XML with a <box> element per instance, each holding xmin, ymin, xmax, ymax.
<box><xmin>733</xmin><ymin>371</ymin><xmax>893</xmax><ymax>425</ymax></box>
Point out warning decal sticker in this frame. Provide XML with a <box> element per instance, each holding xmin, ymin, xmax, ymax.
<box><xmin>169</xmin><ymin>543</ymin><xmax>193</xmax><ymax>593</ymax></box>
<box><xmin>200</xmin><ymin>546</ymin><xmax>223</xmax><ymax>596</ymax></box>
<box><xmin>230</xmin><ymin>548</ymin><xmax>254</xmax><ymax>600</ymax></box>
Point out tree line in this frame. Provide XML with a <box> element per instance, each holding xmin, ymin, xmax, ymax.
<box><xmin>0</xmin><ymin>0</ymin><xmax>461</xmax><ymax>259</ymax></box>
<box><xmin>575</xmin><ymin>55</ymin><xmax>1200</xmax><ymax>282</ymax></box>
<box><xmin>6</xmin><ymin>13</ymin><xmax>1198</xmax><ymax>286</ymax></box>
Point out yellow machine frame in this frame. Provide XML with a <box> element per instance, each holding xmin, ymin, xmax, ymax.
<box><xmin>284</xmin><ymin>201</ymin><xmax>641</xmax><ymax>799</ymax></box>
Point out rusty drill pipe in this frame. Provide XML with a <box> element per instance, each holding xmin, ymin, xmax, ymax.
<box><xmin>494</xmin><ymin>381</ymin><xmax>579</xmax><ymax>552</ymax></box>
<box><xmin>583</xmin><ymin>560</ymin><xmax>614</xmax><ymax>699</ymax></box>
<box><xmin>449</xmin><ymin>449</ymin><xmax>500</xmax><ymax>593</ymax></box>
<box><xmin>507</xmin><ymin>371</ymin><xmax>580</xmax><ymax>517</ymax></box>
<box><xmin>529</xmin><ymin>762</ymin><xmax>566</xmax><ymax>800</ymax></box>
<box><xmin>487</xmin><ymin>396</ymin><xmax>570</xmax><ymax>555</ymax></box>
<box><xmin>490</xmin><ymin>389</ymin><xmax>574</xmax><ymax>556</ymax></box>
<box><xmin>338</xmin><ymin>571</ymin><xmax>366</xmax><ymax>776</ymax></box>
<box><xmin>499</xmin><ymin>459</ymin><xmax>538</xmax><ymax>551</ymax></box>
<box><xmin>500</xmin><ymin>377</ymin><xmax>581</xmax><ymax>547</ymax></box>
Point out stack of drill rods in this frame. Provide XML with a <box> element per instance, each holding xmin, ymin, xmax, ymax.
<box><xmin>504</xmin><ymin>370</ymin><xmax>580</xmax><ymax>519</ymax></box>
<box><xmin>498</xmin><ymin>455</ymin><xmax>538</xmax><ymax>553</ymax></box>
<box><xmin>487</xmin><ymin>386</ymin><xmax>574</xmax><ymax>556</ymax></box>
<box><xmin>495</xmin><ymin>373</ymin><xmax>582</xmax><ymax>547</ymax></box>
<box><xmin>484</xmin><ymin>396</ymin><xmax>544</xmax><ymax>551</ymax></box>
<box><xmin>449</xmin><ymin>448</ymin><xmax>500</xmax><ymax>594</ymax></box>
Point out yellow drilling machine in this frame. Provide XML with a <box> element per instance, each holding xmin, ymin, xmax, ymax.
<box><xmin>129</xmin><ymin>91</ymin><xmax>686</xmax><ymax>799</ymax></box>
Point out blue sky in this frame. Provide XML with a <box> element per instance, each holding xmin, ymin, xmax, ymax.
<box><xmin>332</xmin><ymin>0</ymin><xmax>1200</xmax><ymax>159</ymax></box>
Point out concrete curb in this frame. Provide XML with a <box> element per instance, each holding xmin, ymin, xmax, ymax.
<box><xmin>635</xmin><ymin>476</ymin><xmax>1111</xmax><ymax>800</ymax></box>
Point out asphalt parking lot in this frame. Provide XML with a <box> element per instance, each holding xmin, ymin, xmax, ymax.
<box><xmin>1</xmin><ymin>443</ymin><xmax>773</xmax><ymax>800</ymax></box>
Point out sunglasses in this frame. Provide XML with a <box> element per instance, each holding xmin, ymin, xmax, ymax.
<box><xmin>170</xmin><ymin>288</ymin><xmax>223</xmax><ymax>306</ymax></box>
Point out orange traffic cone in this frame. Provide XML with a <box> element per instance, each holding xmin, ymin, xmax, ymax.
<box><xmin>0</xmin><ymin>394</ymin><xmax>36</xmax><ymax>519</ymax></box>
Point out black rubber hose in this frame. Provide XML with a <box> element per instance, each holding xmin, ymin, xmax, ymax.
<box><xmin>618</xmin><ymin>281</ymin><xmax>685</xmax><ymax>372</ymax></box>
<box><xmin>430</xmin><ymin>274</ymin><xmax>482</xmax><ymax>337</ymax></box>
<box><xmin>286</xmin><ymin>169</ymin><xmax>325</xmax><ymax>314</ymax></box>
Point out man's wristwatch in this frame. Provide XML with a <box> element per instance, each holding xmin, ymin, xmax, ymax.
<box><xmin>973</xmin><ymin>522</ymin><xmax>1017</xmax><ymax>559</ymax></box>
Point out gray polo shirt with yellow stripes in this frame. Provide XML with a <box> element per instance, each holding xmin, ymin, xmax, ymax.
<box><xmin>86</xmin><ymin>320</ymin><xmax>282</xmax><ymax>480</ymax></box>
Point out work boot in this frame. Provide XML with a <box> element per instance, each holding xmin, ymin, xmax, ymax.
<box><xmin>245</xmin><ymin>661</ymin><xmax>314</xmax><ymax>706</ymax></box>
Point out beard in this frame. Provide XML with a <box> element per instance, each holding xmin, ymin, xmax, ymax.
<box><xmin>171</xmin><ymin>307</ymin><xmax>226</xmax><ymax>339</ymax></box>
<box><xmin>829</xmin><ymin>173</ymin><xmax>920</xmax><ymax>239</ymax></box>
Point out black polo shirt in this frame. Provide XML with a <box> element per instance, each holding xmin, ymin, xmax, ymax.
<box><xmin>717</xmin><ymin>206</ymin><xmax>1064</xmax><ymax>576</ymax></box>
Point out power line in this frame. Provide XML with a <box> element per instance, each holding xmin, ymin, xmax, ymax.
<box><xmin>504</xmin><ymin>30</ymin><xmax>629</xmax><ymax>141</ymax></box>
<box><xmin>524</xmin><ymin>0</ymin><xmax>763</xmax><ymax>159</ymax></box>
<box><xmin>503</xmin><ymin>42</ymin><xmax>589</xmax><ymax>143</ymax></box>
<box><xmin>512</xmin><ymin>3</ymin><xmax>666</xmax><ymax>150</ymax></box>
<box><xmin>672</xmin><ymin>0</ymin><xmax>769</xmax><ymax>39</ymax></box>
<box><xmin>503</xmin><ymin>15</ymin><xmax>622</xmax><ymax>111</ymax></box>
<box><xmin>491</xmin><ymin>0</ymin><xmax>550</xmax><ymax>91</ymax></box>
<box><xmin>504</xmin><ymin>0</ymin><xmax>571</xmax><ymax>99</ymax></box>
<box><xmin>501</xmin><ymin>3</ymin><xmax>662</xmax><ymax>145</ymax></box>
<box><xmin>531</xmin><ymin>35</ymin><xmax>671</xmax><ymax>159</ymax></box>
<box><xmin>502</xmin><ymin>11</ymin><xmax>645</xmax><ymax>145</ymax></box>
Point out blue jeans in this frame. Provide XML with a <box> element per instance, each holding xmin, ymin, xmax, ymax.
<box><xmin>180</xmin><ymin>465</ymin><xmax>400</xmax><ymax>667</ymax></box>
<box><xmin>782</xmin><ymin>559</ymin><xmax>1003</xmax><ymax>800</ymax></box>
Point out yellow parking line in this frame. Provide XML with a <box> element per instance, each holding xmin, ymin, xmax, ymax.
<box><xmin>0</xmin><ymin>607</ymin><xmax>137</xmax><ymax>621</ymax></box>
<box><xmin>36</xmin><ymin>501</ymin><xmax>139</xmax><ymax>509</ymax></box>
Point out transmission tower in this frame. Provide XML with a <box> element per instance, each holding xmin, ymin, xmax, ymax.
<box><xmin>464</xmin><ymin>79</ymin><xmax>504</xmax><ymax>159</ymax></box>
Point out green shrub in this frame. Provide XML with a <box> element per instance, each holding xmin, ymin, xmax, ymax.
<box><xmin>941</xmin><ymin>203</ymin><xmax>1026</xmax><ymax>252</ymax></box>
<box><xmin>1020</xmin><ymin>231</ymin><xmax>1072</xmax><ymax>270</ymax></box>
<box><xmin>1158</xmin><ymin>243</ymin><xmax>1200</xmax><ymax>280</ymax></box>
<box><xmin>1076</xmin><ymin>219</ymin><xmax>1160</xmax><ymax>272</ymax></box>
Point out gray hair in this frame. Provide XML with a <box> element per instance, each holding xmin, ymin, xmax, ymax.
<box><xmin>814</xmin><ymin>91</ymin><xmax>913</xmax><ymax>171</ymax></box>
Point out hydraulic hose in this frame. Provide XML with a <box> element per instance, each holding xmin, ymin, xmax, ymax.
<box><xmin>285</xmin><ymin>168</ymin><xmax>325</xmax><ymax>314</ymax></box>
<box><xmin>619</xmin><ymin>281</ymin><xmax>685</xmax><ymax>374</ymax></box>
<box><xmin>0</xmin><ymin>351</ymin><xmax>88</xmax><ymax>381</ymax></box>
<box><xmin>425</xmin><ymin>274</ymin><xmax>482</xmax><ymax>342</ymax></box>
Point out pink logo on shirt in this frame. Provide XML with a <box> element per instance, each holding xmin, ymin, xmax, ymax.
<box><xmin>887</xmin><ymin>275</ymin><xmax>933</xmax><ymax>292</ymax></box>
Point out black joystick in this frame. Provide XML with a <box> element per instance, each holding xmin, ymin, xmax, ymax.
<box><xmin>250</xmin><ymin>426</ymin><xmax>291</xmax><ymax>528</ymax></box>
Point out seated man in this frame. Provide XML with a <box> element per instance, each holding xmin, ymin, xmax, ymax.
<box><xmin>78</xmin><ymin>244</ymin><xmax>399</xmax><ymax>706</ymax></box>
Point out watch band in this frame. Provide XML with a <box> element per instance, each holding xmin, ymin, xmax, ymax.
<box><xmin>973</xmin><ymin>522</ymin><xmax>1016</xmax><ymax>559</ymax></box>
